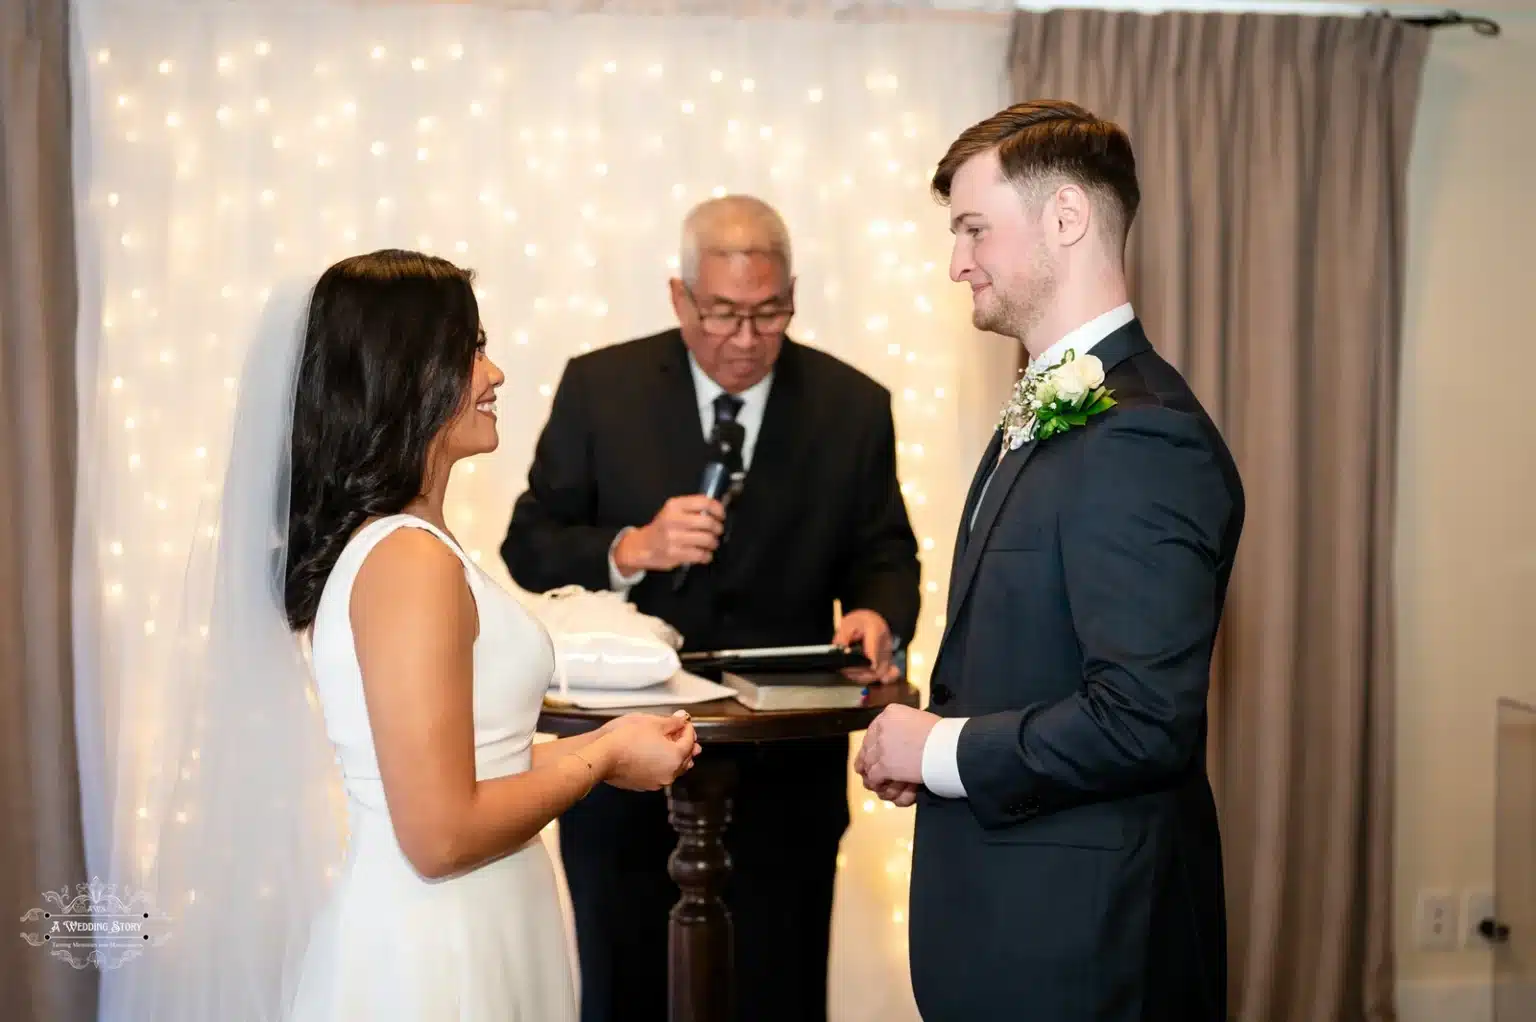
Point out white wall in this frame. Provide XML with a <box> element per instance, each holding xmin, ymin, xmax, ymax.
<box><xmin>1394</xmin><ymin>4</ymin><xmax>1536</xmax><ymax>1019</ymax></box>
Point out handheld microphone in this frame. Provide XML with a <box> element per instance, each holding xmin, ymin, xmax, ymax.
<box><xmin>674</xmin><ymin>419</ymin><xmax>745</xmax><ymax>592</ymax></box>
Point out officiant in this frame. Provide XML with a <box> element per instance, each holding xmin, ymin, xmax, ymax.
<box><xmin>501</xmin><ymin>194</ymin><xmax>921</xmax><ymax>1022</ymax></box>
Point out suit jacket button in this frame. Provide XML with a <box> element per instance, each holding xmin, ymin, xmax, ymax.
<box><xmin>930</xmin><ymin>683</ymin><xmax>953</xmax><ymax>706</ymax></box>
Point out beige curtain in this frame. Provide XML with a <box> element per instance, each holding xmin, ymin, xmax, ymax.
<box><xmin>1</xmin><ymin>2</ymin><xmax>95</xmax><ymax>1020</ymax></box>
<box><xmin>1009</xmin><ymin>10</ymin><xmax>1426</xmax><ymax>1022</ymax></box>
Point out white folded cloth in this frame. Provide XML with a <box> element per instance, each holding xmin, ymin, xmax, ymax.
<box><xmin>524</xmin><ymin>586</ymin><xmax>683</xmax><ymax>693</ymax></box>
<box><xmin>541</xmin><ymin>670</ymin><xmax>736</xmax><ymax>710</ymax></box>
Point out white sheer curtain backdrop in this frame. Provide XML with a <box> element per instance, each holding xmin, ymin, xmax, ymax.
<box><xmin>69</xmin><ymin>2</ymin><xmax>1008</xmax><ymax>1017</ymax></box>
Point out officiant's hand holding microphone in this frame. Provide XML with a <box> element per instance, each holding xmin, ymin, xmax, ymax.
<box><xmin>611</xmin><ymin>495</ymin><xmax>725</xmax><ymax>575</ymax></box>
<box><xmin>612</xmin><ymin>413</ymin><xmax>742</xmax><ymax>580</ymax></box>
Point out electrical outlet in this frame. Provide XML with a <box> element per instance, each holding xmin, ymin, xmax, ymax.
<box><xmin>1415</xmin><ymin>889</ymin><xmax>1460</xmax><ymax>950</ymax></box>
<box><xmin>1463</xmin><ymin>889</ymin><xmax>1495</xmax><ymax>947</ymax></box>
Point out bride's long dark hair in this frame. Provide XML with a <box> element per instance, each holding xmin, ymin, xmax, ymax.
<box><xmin>284</xmin><ymin>249</ymin><xmax>482</xmax><ymax>631</ymax></box>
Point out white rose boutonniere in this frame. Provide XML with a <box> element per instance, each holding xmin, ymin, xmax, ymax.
<box><xmin>997</xmin><ymin>348</ymin><xmax>1116</xmax><ymax>449</ymax></box>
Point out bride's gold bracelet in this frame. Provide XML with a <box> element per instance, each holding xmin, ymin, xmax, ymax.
<box><xmin>567</xmin><ymin>751</ymin><xmax>598</xmax><ymax>797</ymax></box>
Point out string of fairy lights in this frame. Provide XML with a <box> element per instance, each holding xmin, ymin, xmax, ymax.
<box><xmin>74</xmin><ymin>5</ymin><xmax>1006</xmax><ymax>1015</ymax></box>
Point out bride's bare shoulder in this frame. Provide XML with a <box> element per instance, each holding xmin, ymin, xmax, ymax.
<box><xmin>350</xmin><ymin>525</ymin><xmax>472</xmax><ymax>629</ymax></box>
<box><xmin>348</xmin><ymin>523</ymin><xmax>479</xmax><ymax>739</ymax></box>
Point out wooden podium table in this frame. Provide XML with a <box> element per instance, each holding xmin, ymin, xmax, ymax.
<box><xmin>538</xmin><ymin>677</ymin><xmax>921</xmax><ymax>1022</ymax></box>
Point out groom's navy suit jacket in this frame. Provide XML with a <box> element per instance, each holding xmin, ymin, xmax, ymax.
<box><xmin>910</xmin><ymin>320</ymin><xmax>1243</xmax><ymax>1022</ymax></box>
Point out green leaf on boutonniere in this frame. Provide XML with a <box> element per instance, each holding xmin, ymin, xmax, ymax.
<box><xmin>1029</xmin><ymin>382</ymin><xmax>1117</xmax><ymax>442</ymax></box>
<box><xmin>1084</xmin><ymin>391</ymin><xmax>1116</xmax><ymax>415</ymax></box>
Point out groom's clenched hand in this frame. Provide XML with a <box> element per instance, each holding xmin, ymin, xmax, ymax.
<box><xmin>864</xmin><ymin>778</ymin><xmax>919</xmax><ymax>807</ymax></box>
<box><xmin>856</xmin><ymin>704</ymin><xmax>938</xmax><ymax>793</ymax></box>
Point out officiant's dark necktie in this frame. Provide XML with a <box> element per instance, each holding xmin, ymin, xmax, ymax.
<box><xmin>713</xmin><ymin>393</ymin><xmax>743</xmax><ymax>427</ymax></box>
<box><xmin>709</xmin><ymin>393</ymin><xmax>747</xmax><ymax>554</ymax></box>
<box><xmin>711</xmin><ymin>393</ymin><xmax>745</xmax><ymax>469</ymax></box>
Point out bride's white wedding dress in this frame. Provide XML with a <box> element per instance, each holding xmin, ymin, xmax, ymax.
<box><xmin>289</xmin><ymin>513</ymin><xmax>578</xmax><ymax>1021</ymax></box>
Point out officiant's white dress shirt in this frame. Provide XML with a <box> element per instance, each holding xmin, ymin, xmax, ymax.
<box><xmin>607</xmin><ymin>353</ymin><xmax>774</xmax><ymax>593</ymax></box>
<box><xmin>922</xmin><ymin>303</ymin><xmax>1135</xmax><ymax>799</ymax></box>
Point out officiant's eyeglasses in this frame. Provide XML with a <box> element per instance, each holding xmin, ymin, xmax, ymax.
<box><xmin>683</xmin><ymin>285</ymin><xmax>795</xmax><ymax>337</ymax></box>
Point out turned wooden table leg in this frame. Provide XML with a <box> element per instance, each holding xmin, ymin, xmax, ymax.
<box><xmin>666</xmin><ymin>757</ymin><xmax>737</xmax><ymax>1022</ymax></box>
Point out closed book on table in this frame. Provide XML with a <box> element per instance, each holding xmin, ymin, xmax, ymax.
<box><xmin>720</xmin><ymin>671</ymin><xmax>868</xmax><ymax>711</ymax></box>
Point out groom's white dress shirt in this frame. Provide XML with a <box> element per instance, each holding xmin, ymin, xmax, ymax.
<box><xmin>922</xmin><ymin>302</ymin><xmax>1136</xmax><ymax>799</ymax></box>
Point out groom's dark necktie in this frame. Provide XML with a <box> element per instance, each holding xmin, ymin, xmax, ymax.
<box><xmin>967</xmin><ymin>441</ymin><xmax>1008</xmax><ymax>534</ymax></box>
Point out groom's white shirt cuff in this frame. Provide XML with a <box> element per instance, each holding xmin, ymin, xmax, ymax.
<box><xmin>921</xmin><ymin>717</ymin><xmax>970</xmax><ymax>798</ymax></box>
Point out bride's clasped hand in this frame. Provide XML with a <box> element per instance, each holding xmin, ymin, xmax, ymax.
<box><xmin>584</xmin><ymin>710</ymin><xmax>701</xmax><ymax>790</ymax></box>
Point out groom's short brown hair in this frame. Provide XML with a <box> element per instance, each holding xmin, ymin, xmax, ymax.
<box><xmin>932</xmin><ymin>100</ymin><xmax>1140</xmax><ymax>248</ymax></box>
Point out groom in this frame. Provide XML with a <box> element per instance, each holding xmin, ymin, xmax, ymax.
<box><xmin>856</xmin><ymin>100</ymin><xmax>1244</xmax><ymax>1020</ymax></box>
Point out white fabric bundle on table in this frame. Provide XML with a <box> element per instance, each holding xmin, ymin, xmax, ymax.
<box><xmin>526</xmin><ymin>587</ymin><xmax>733</xmax><ymax>708</ymax></box>
<box><xmin>529</xmin><ymin>586</ymin><xmax>681</xmax><ymax>691</ymax></box>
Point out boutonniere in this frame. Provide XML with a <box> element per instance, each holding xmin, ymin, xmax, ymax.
<box><xmin>998</xmin><ymin>349</ymin><xmax>1117</xmax><ymax>449</ymax></box>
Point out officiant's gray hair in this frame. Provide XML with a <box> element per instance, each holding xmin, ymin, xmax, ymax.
<box><xmin>678</xmin><ymin>195</ymin><xmax>793</xmax><ymax>287</ymax></box>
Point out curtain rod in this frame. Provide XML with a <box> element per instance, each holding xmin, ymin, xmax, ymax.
<box><xmin>1011</xmin><ymin>2</ymin><xmax>1501</xmax><ymax>36</ymax></box>
<box><xmin>1384</xmin><ymin>8</ymin><xmax>1500</xmax><ymax>34</ymax></box>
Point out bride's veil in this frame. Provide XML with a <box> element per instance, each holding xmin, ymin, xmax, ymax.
<box><xmin>100</xmin><ymin>280</ymin><xmax>348</xmax><ymax>1020</ymax></box>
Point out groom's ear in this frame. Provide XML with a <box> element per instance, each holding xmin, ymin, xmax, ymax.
<box><xmin>1051</xmin><ymin>184</ymin><xmax>1092</xmax><ymax>248</ymax></box>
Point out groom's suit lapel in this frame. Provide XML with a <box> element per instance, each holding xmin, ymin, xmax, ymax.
<box><xmin>942</xmin><ymin>427</ymin><xmax>1004</xmax><ymax>623</ymax></box>
<box><xmin>935</xmin><ymin>322</ymin><xmax>1153</xmax><ymax>663</ymax></box>
<box><xmin>952</xmin><ymin>430</ymin><xmax>1002</xmax><ymax>554</ymax></box>
<box><xmin>938</xmin><ymin>435</ymin><xmax>1040</xmax><ymax>655</ymax></box>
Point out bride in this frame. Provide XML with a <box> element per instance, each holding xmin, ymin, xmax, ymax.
<box><xmin>104</xmin><ymin>249</ymin><xmax>698</xmax><ymax>1020</ymax></box>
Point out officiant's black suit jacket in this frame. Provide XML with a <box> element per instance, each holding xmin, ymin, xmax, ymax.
<box><xmin>502</xmin><ymin>327</ymin><xmax>920</xmax><ymax>1022</ymax></box>
<box><xmin>502</xmin><ymin>328</ymin><xmax>919</xmax><ymax>651</ymax></box>
<box><xmin>910</xmin><ymin>320</ymin><xmax>1243</xmax><ymax>1022</ymax></box>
